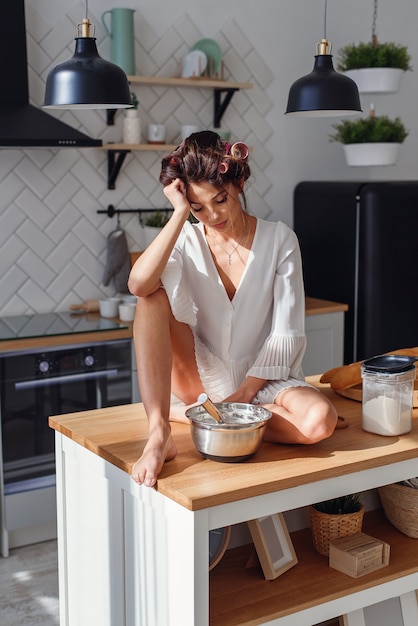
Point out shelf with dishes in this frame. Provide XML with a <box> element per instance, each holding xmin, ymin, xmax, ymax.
<box><xmin>132</xmin><ymin>77</ymin><xmax>251</xmax><ymax>127</ymax></box>
<box><xmin>100</xmin><ymin>75</ymin><xmax>252</xmax><ymax>189</ymax></box>
<box><xmin>109</xmin><ymin>75</ymin><xmax>253</xmax><ymax>128</ymax></box>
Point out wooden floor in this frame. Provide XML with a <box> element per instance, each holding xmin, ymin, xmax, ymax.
<box><xmin>0</xmin><ymin>540</ymin><xmax>59</xmax><ymax>625</ymax></box>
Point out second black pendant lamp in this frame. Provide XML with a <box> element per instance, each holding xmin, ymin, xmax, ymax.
<box><xmin>285</xmin><ymin>0</ymin><xmax>362</xmax><ymax>117</ymax></box>
<box><xmin>43</xmin><ymin>1</ymin><xmax>132</xmax><ymax>110</ymax></box>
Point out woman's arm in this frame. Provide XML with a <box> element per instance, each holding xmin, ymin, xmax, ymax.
<box><xmin>247</xmin><ymin>224</ymin><xmax>307</xmax><ymax>381</ymax></box>
<box><xmin>128</xmin><ymin>179</ymin><xmax>191</xmax><ymax>297</ymax></box>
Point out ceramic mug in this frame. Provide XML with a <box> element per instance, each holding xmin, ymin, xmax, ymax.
<box><xmin>118</xmin><ymin>303</ymin><xmax>136</xmax><ymax>322</ymax></box>
<box><xmin>147</xmin><ymin>124</ymin><xmax>166</xmax><ymax>144</ymax></box>
<box><xmin>180</xmin><ymin>125</ymin><xmax>199</xmax><ymax>141</ymax></box>
<box><xmin>99</xmin><ymin>298</ymin><xmax>120</xmax><ymax>318</ymax></box>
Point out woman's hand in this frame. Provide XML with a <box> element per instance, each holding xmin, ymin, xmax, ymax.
<box><xmin>223</xmin><ymin>376</ymin><xmax>266</xmax><ymax>404</ymax></box>
<box><xmin>163</xmin><ymin>178</ymin><xmax>190</xmax><ymax>219</ymax></box>
<box><xmin>128</xmin><ymin>178</ymin><xmax>191</xmax><ymax>297</ymax></box>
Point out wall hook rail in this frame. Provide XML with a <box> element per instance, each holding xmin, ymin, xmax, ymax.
<box><xmin>97</xmin><ymin>205</ymin><xmax>173</xmax><ymax>225</ymax></box>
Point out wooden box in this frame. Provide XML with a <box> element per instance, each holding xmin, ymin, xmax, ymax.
<box><xmin>329</xmin><ymin>532</ymin><xmax>390</xmax><ymax>578</ymax></box>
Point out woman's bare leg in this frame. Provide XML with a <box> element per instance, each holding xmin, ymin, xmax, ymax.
<box><xmin>131</xmin><ymin>289</ymin><xmax>203</xmax><ymax>487</ymax></box>
<box><xmin>263</xmin><ymin>386</ymin><xmax>338</xmax><ymax>444</ymax></box>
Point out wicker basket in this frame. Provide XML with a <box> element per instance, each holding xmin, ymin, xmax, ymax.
<box><xmin>378</xmin><ymin>483</ymin><xmax>418</xmax><ymax>538</ymax></box>
<box><xmin>309</xmin><ymin>505</ymin><xmax>365</xmax><ymax>556</ymax></box>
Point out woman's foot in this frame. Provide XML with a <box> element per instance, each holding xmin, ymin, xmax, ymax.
<box><xmin>131</xmin><ymin>427</ymin><xmax>177</xmax><ymax>487</ymax></box>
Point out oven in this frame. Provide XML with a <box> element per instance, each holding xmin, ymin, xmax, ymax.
<box><xmin>0</xmin><ymin>337</ymin><xmax>133</xmax><ymax>556</ymax></box>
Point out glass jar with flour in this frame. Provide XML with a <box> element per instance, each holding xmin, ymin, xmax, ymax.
<box><xmin>361</xmin><ymin>355</ymin><xmax>417</xmax><ymax>436</ymax></box>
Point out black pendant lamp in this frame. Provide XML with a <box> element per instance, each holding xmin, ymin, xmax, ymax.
<box><xmin>43</xmin><ymin>3</ymin><xmax>132</xmax><ymax>109</ymax></box>
<box><xmin>285</xmin><ymin>1</ymin><xmax>361</xmax><ymax>117</ymax></box>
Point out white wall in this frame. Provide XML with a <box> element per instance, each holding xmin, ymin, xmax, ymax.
<box><xmin>1</xmin><ymin>0</ymin><xmax>417</xmax><ymax>315</ymax></box>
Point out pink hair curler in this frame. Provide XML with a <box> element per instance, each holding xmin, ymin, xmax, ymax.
<box><xmin>230</xmin><ymin>142</ymin><xmax>249</xmax><ymax>159</ymax></box>
<box><xmin>218</xmin><ymin>161</ymin><xmax>229</xmax><ymax>174</ymax></box>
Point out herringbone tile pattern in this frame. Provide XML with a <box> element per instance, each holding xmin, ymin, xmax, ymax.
<box><xmin>0</xmin><ymin>2</ymin><xmax>274</xmax><ymax>316</ymax></box>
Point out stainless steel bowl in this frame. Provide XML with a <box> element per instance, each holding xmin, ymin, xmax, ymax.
<box><xmin>185</xmin><ymin>402</ymin><xmax>272</xmax><ymax>462</ymax></box>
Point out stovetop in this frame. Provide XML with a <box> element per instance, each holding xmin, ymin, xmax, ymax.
<box><xmin>0</xmin><ymin>312</ymin><xmax>128</xmax><ymax>341</ymax></box>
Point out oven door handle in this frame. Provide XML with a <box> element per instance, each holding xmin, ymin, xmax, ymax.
<box><xmin>14</xmin><ymin>369</ymin><xmax>119</xmax><ymax>390</ymax></box>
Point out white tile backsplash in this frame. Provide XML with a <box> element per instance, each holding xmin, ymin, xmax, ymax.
<box><xmin>17</xmin><ymin>250</ymin><xmax>56</xmax><ymax>288</ymax></box>
<box><xmin>17</xmin><ymin>278</ymin><xmax>56</xmax><ymax>311</ymax></box>
<box><xmin>0</xmin><ymin>4</ymin><xmax>273</xmax><ymax>315</ymax></box>
<box><xmin>222</xmin><ymin>21</ymin><xmax>253</xmax><ymax>58</ymax></box>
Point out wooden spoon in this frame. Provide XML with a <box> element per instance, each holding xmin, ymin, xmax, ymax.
<box><xmin>197</xmin><ymin>393</ymin><xmax>224</xmax><ymax>423</ymax></box>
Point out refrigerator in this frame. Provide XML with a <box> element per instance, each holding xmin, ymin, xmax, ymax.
<box><xmin>293</xmin><ymin>181</ymin><xmax>418</xmax><ymax>364</ymax></box>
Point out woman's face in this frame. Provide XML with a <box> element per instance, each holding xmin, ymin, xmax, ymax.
<box><xmin>186</xmin><ymin>181</ymin><xmax>243</xmax><ymax>233</ymax></box>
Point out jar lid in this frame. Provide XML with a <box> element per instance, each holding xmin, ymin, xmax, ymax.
<box><xmin>362</xmin><ymin>354</ymin><xmax>417</xmax><ymax>373</ymax></box>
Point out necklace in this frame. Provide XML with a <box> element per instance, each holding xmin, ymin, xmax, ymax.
<box><xmin>213</xmin><ymin>217</ymin><xmax>248</xmax><ymax>265</ymax></box>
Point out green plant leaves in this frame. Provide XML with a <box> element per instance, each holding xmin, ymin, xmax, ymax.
<box><xmin>330</xmin><ymin>116</ymin><xmax>408</xmax><ymax>144</ymax></box>
<box><xmin>337</xmin><ymin>41</ymin><xmax>412</xmax><ymax>72</ymax></box>
<box><xmin>312</xmin><ymin>494</ymin><xmax>362</xmax><ymax>515</ymax></box>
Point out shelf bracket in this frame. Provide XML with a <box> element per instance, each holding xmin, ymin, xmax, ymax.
<box><xmin>107</xmin><ymin>149</ymin><xmax>131</xmax><ymax>190</ymax></box>
<box><xmin>214</xmin><ymin>88</ymin><xmax>239</xmax><ymax>128</ymax></box>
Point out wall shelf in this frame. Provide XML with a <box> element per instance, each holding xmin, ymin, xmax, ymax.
<box><xmin>101</xmin><ymin>76</ymin><xmax>252</xmax><ymax>188</ymax></box>
<box><xmin>106</xmin><ymin>75</ymin><xmax>252</xmax><ymax>127</ymax></box>
<box><xmin>97</xmin><ymin>144</ymin><xmax>177</xmax><ymax>190</ymax></box>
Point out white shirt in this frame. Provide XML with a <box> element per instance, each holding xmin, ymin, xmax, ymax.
<box><xmin>161</xmin><ymin>218</ymin><xmax>307</xmax><ymax>402</ymax></box>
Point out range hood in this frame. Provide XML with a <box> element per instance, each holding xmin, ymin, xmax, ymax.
<box><xmin>0</xmin><ymin>0</ymin><xmax>102</xmax><ymax>148</ymax></box>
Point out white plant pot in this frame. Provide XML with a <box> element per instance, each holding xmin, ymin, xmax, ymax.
<box><xmin>343</xmin><ymin>143</ymin><xmax>401</xmax><ymax>167</ymax></box>
<box><xmin>343</xmin><ymin>68</ymin><xmax>404</xmax><ymax>94</ymax></box>
<box><xmin>123</xmin><ymin>110</ymin><xmax>141</xmax><ymax>144</ymax></box>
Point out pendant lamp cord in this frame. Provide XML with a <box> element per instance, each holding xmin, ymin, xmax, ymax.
<box><xmin>372</xmin><ymin>0</ymin><xmax>378</xmax><ymax>45</ymax></box>
<box><xmin>84</xmin><ymin>0</ymin><xmax>89</xmax><ymax>21</ymax></box>
<box><xmin>323</xmin><ymin>0</ymin><xmax>328</xmax><ymax>40</ymax></box>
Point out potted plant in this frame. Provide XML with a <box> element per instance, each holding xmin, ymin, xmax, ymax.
<box><xmin>337</xmin><ymin>39</ymin><xmax>412</xmax><ymax>94</ymax></box>
<box><xmin>330</xmin><ymin>110</ymin><xmax>408</xmax><ymax>166</ymax></box>
<box><xmin>309</xmin><ymin>493</ymin><xmax>364</xmax><ymax>556</ymax></box>
<box><xmin>142</xmin><ymin>211</ymin><xmax>170</xmax><ymax>248</ymax></box>
<box><xmin>123</xmin><ymin>91</ymin><xmax>141</xmax><ymax>144</ymax></box>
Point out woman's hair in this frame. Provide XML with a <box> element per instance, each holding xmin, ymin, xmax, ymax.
<box><xmin>159</xmin><ymin>130</ymin><xmax>251</xmax><ymax>192</ymax></box>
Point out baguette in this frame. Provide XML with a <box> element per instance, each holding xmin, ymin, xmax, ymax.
<box><xmin>326</xmin><ymin>364</ymin><xmax>362</xmax><ymax>390</ymax></box>
<box><xmin>320</xmin><ymin>347</ymin><xmax>418</xmax><ymax>391</ymax></box>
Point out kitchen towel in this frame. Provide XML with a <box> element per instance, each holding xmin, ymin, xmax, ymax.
<box><xmin>102</xmin><ymin>228</ymin><xmax>131</xmax><ymax>293</ymax></box>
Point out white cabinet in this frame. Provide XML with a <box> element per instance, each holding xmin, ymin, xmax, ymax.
<box><xmin>304</xmin><ymin>298</ymin><xmax>348</xmax><ymax>376</ymax></box>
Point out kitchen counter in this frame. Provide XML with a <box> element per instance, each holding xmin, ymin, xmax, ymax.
<box><xmin>0</xmin><ymin>296</ymin><xmax>345</xmax><ymax>353</ymax></box>
<box><xmin>305</xmin><ymin>296</ymin><xmax>348</xmax><ymax>316</ymax></box>
<box><xmin>50</xmin><ymin>378</ymin><xmax>418</xmax><ymax>625</ymax></box>
<box><xmin>0</xmin><ymin>314</ymin><xmax>132</xmax><ymax>353</ymax></box>
<box><xmin>0</xmin><ymin>297</ymin><xmax>348</xmax><ymax>352</ymax></box>
<box><xmin>49</xmin><ymin>378</ymin><xmax>418</xmax><ymax>512</ymax></box>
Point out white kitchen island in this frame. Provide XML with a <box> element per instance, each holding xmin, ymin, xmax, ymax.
<box><xmin>49</xmin><ymin>378</ymin><xmax>418</xmax><ymax>626</ymax></box>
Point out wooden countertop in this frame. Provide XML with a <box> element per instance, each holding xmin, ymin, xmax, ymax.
<box><xmin>0</xmin><ymin>299</ymin><xmax>346</xmax><ymax>354</ymax></box>
<box><xmin>305</xmin><ymin>297</ymin><xmax>348</xmax><ymax>316</ymax></box>
<box><xmin>49</xmin><ymin>376</ymin><xmax>418</xmax><ymax>512</ymax></box>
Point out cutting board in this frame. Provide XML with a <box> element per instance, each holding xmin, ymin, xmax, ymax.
<box><xmin>337</xmin><ymin>380</ymin><xmax>418</xmax><ymax>407</ymax></box>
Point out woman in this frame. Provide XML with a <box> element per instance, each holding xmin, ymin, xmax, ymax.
<box><xmin>128</xmin><ymin>131</ymin><xmax>337</xmax><ymax>487</ymax></box>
